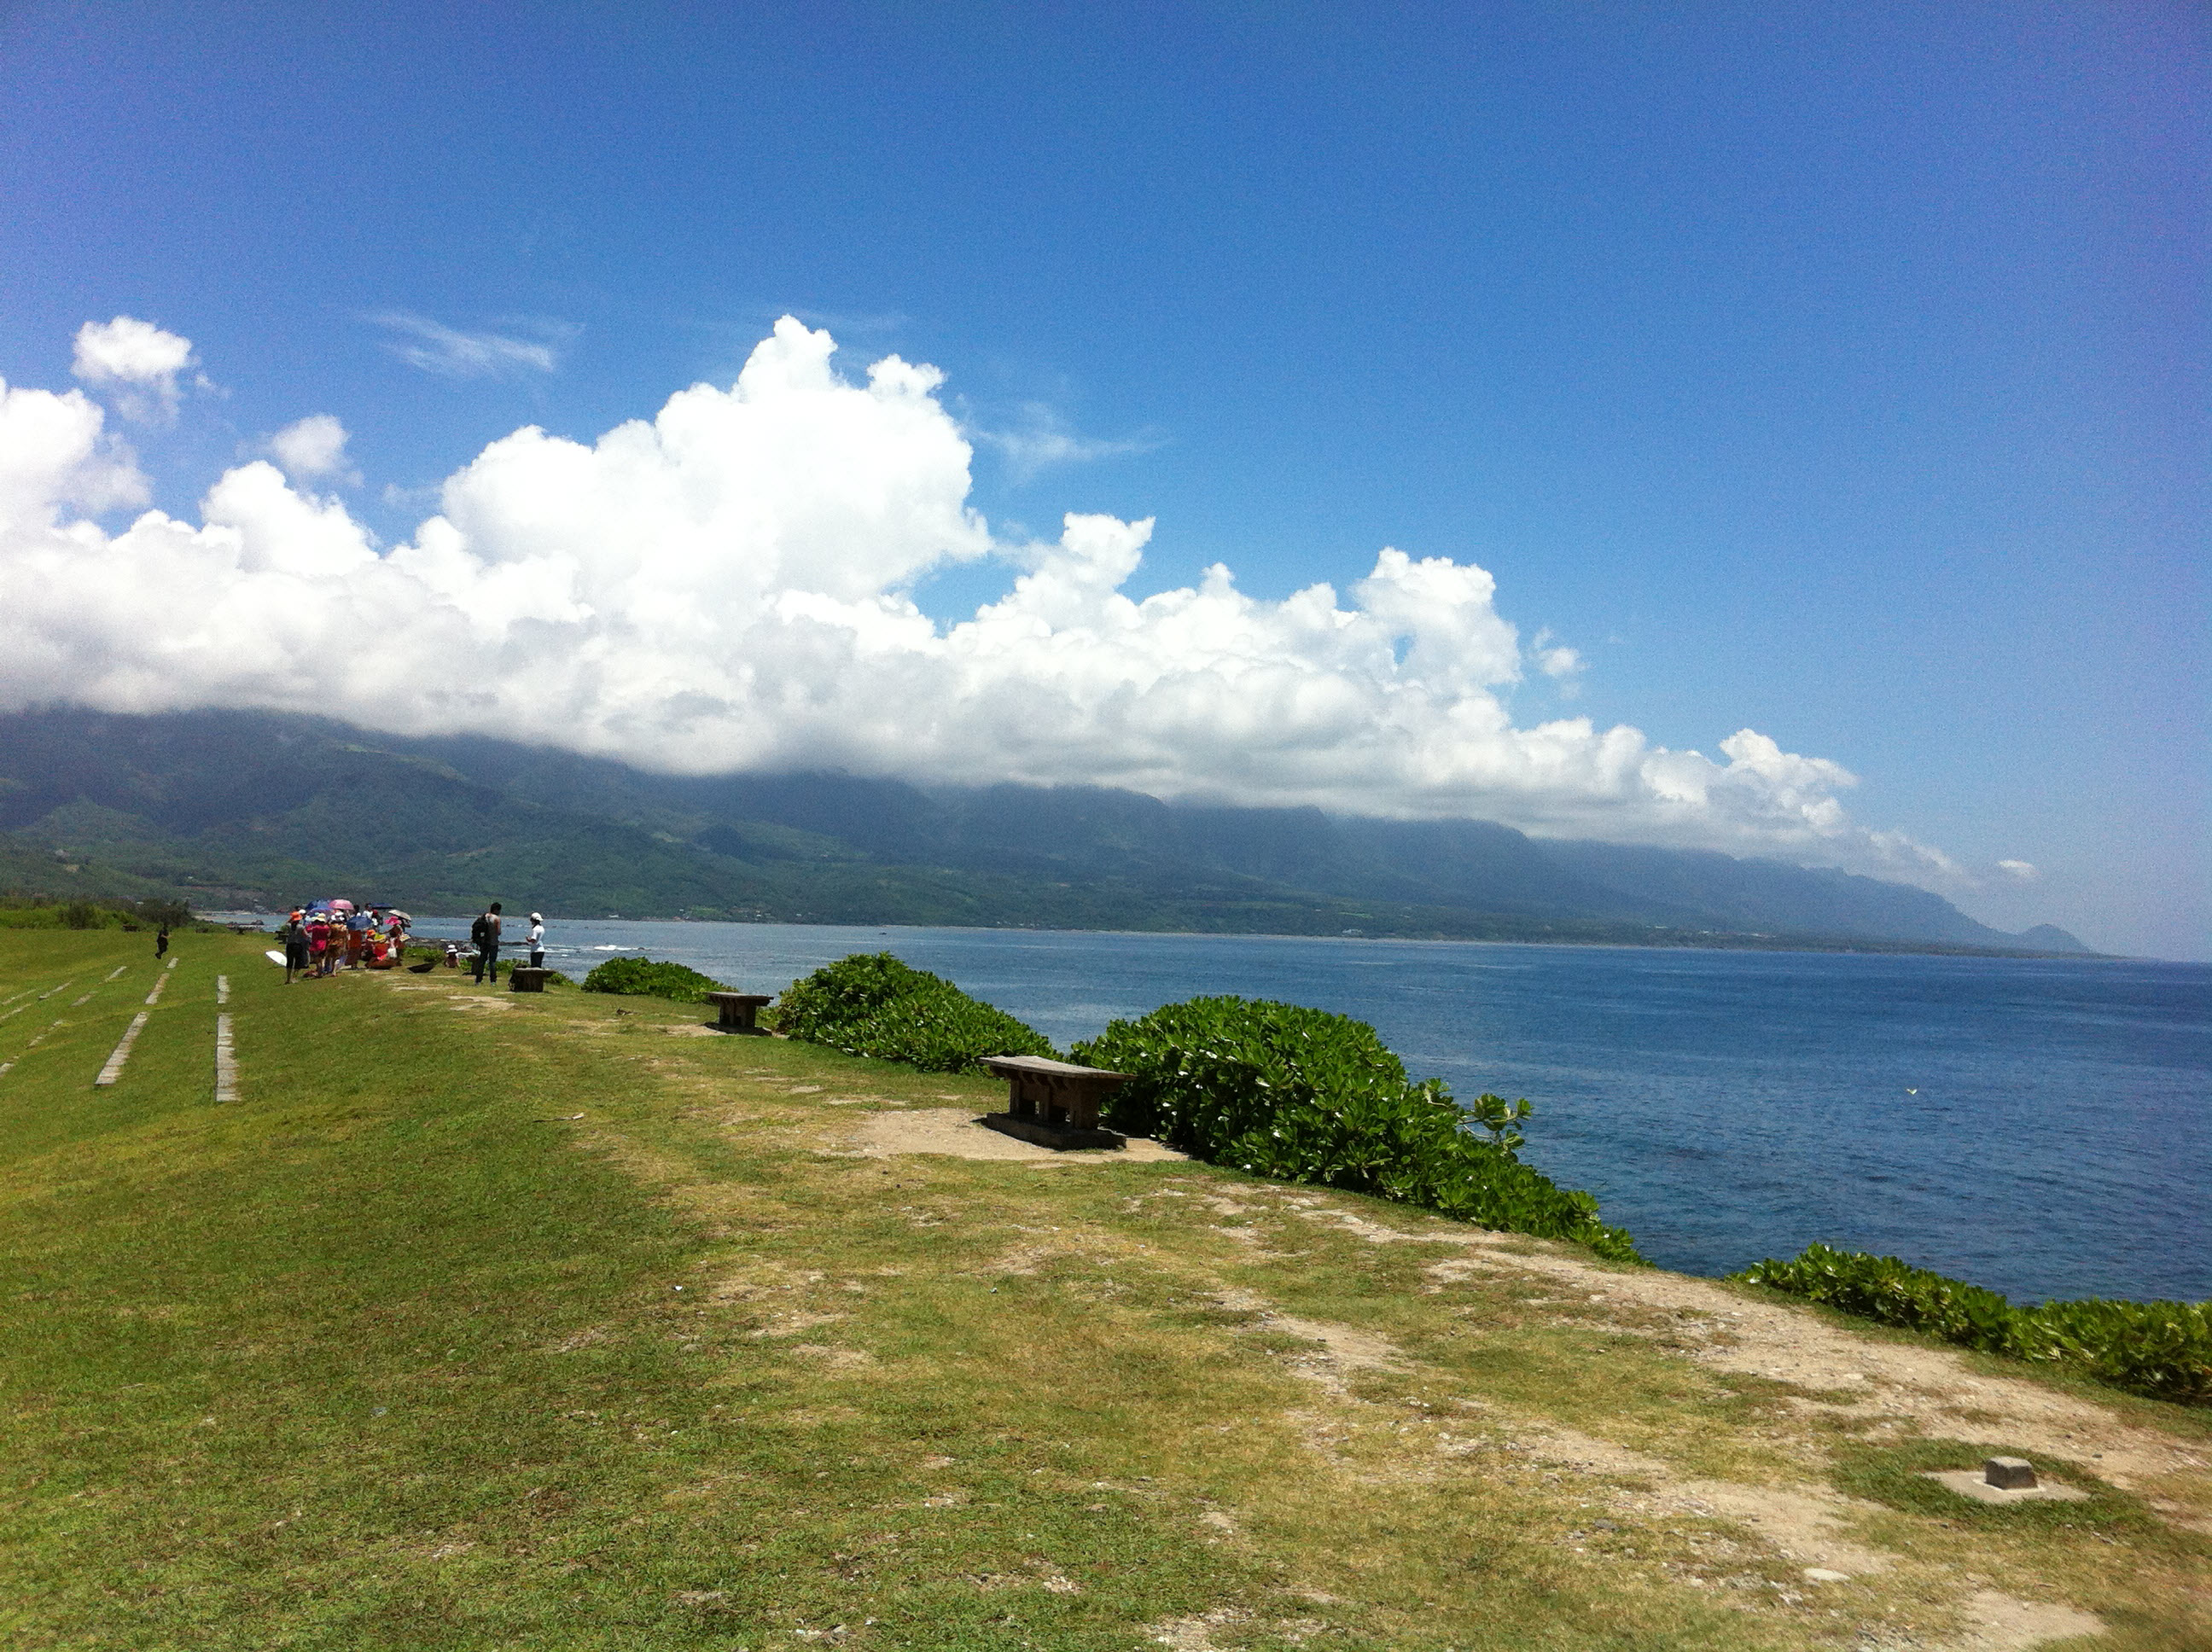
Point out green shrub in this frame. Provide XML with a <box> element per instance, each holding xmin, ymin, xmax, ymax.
<box><xmin>579</xmin><ymin>956</ymin><xmax>728</xmax><ymax>1003</ymax></box>
<box><xmin>0</xmin><ymin>897</ymin><xmax>189</xmax><ymax>932</ymax></box>
<box><xmin>131</xmin><ymin>897</ymin><xmax>193</xmax><ymax>930</ymax></box>
<box><xmin>1070</xmin><ymin>996</ymin><xmax>1641</xmax><ymax>1263</ymax></box>
<box><xmin>774</xmin><ymin>952</ymin><xmax>1053</xmax><ymax>1074</ymax></box>
<box><xmin>1734</xmin><ymin>1243</ymin><xmax>2211</xmax><ymax>1407</ymax></box>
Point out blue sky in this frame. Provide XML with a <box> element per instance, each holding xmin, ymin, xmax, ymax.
<box><xmin>0</xmin><ymin>2</ymin><xmax>2203</xmax><ymax>957</ymax></box>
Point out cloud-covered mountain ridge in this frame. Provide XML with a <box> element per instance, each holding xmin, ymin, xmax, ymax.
<box><xmin>0</xmin><ymin>708</ymin><xmax>2086</xmax><ymax>954</ymax></box>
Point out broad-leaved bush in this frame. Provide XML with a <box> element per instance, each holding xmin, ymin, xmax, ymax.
<box><xmin>1071</xmin><ymin>996</ymin><xmax>1641</xmax><ymax>1263</ymax></box>
<box><xmin>579</xmin><ymin>957</ymin><xmax>729</xmax><ymax>1003</ymax></box>
<box><xmin>1737</xmin><ymin>1243</ymin><xmax>2210</xmax><ymax>1407</ymax></box>
<box><xmin>774</xmin><ymin>952</ymin><xmax>1054</xmax><ymax>1074</ymax></box>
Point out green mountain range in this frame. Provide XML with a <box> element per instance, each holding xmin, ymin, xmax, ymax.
<box><xmin>0</xmin><ymin>707</ymin><xmax>2089</xmax><ymax>955</ymax></box>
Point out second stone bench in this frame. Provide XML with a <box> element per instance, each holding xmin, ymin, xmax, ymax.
<box><xmin>705</xmin><ymin>992</ymin><xmax>775</xmax><ymax>1034</ymax></box>
<box><xmin>980</xmin><ymin>1054</ymin><xmax>1131</xmax><ymax>1150</ymax></box>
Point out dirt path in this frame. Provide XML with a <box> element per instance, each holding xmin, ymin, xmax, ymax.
<box><xmin>1406</xmin><ymin>1231</ymin><xmax>2209</xmax><ymax>1502</ymax></box>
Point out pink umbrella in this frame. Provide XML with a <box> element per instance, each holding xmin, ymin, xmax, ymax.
<box><xmin>329</xmin><ymin>899</ymin><xmax>354</xmax><ymax>912</ymax></box>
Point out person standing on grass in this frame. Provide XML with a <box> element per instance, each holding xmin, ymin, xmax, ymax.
<box><xmin>471</xmin><ymin>902</ymin><xmax>504</xmax><ymax>984</ymax></box>
<box><xmin>154</xmin><ymin>923</ymin><xmax>169</xmax><ymax>959</ymax></box>
<box><xmin>527</xmin><ymin>910</ymin><xmax>546</xmax><ymax>969</ymax></box>
<box><xmin>282</xmin><ymin>911</ymin><xmax>308</xmax><ymax>983</ymax></box>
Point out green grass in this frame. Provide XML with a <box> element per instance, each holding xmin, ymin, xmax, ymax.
<box><xmin>1827</xmin><ymin>1437</ymin><xmax>2155</xmax><ymax>1535</ymax></box>
<box><xmin>0</xmin><ymin>930</ymin><xmax>2203</xmax><ymax>1649</ymax></box>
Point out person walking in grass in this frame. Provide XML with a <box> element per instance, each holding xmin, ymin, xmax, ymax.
<box><xmin>154</xmin><ymin>923</ymin><xmax>169</xmax><ymax>960</ymax></box>
<box><xmin>471</xmin><ymin>902</ymin><xmax>504</xmax><ymax>984</ymax></box>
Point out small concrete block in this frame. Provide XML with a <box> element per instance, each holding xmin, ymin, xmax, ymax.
<box><xmin>1921</xmin><ymin>1469</ymin><xmax>2087</xmax><ymax>1504</ymax></box>
<box><xmin>1983</xmin><ymin>1457</ymin><xmax>2037</xmax><ymax>1490</ymax></box>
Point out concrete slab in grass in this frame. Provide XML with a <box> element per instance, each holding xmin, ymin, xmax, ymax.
<box><xmin>1922</xmin><ymin>1469</ymin><xmax>2089</xmax><ymax>1504</ymax></box>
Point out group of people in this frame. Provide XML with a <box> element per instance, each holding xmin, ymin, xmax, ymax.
<box><xmin>277</xmin><ymin>901</ymin><xmax>410</xmax><ymax>981</ymax></box>
<box><xmin>274</xmin><ymin>900</ymin><xmax>546</xmax><ymax>985</ymax></box>
<box><xmin>464</xmin><ymin>903</ymin><xmax>547</xmax><ymax>984</ymax></box>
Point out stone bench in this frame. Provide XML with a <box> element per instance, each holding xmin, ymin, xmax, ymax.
<box><xmin>980</xmin><ymin>1055</ymin><xmax>1131</xmax><ymax>1150</ymax></box>
<box><xmin>706</xmin><ymin>992</ymin><xmax>774</xmax><ymax>1034</ymax></box>
<box><xmin>507</xmin><ymin>967</ymin><xmax>551</xmax><ymax>993</ymax></box>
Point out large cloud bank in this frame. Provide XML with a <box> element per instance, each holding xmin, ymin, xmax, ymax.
<box><xmin>0</xmin><ymin>317</ymin><xmax>1947</xmax><ymax>874</ymax></box>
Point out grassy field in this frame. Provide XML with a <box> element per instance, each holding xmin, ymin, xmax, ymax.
<box><xmin>0</xmin><ymin>928</ymin><xmax>2203</xmax><ymax>1650</ymax></box>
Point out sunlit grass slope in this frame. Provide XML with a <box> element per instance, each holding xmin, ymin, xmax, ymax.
<box><xmin>0</xmin><ymin>931</ymin><xmax>2202</xmax><ymax>1650</ymax></box>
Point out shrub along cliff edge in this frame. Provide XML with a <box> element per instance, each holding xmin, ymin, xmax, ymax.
<box><xmin>771</xmin><ymin>952</ymin><xmax>1054</xmax><ymax>1074</ymax></box>
<box><xmin>1738</xmin><ymin>1243</ymin><xmax>2212</xmax><ymax>1408</ymax></box>
<box><xmin>1071</xmin><ymin>996</ymin><xmax>1643</xmax><ymax>1265</ymax></box>
<box><xmin>579</xmin><ymin>956</ymin><xmax>730</xmax><ymax>1003</ymax></box>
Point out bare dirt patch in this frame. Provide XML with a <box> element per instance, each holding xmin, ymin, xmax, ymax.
<box><xmin>1417</xmin><ymin>1242</ymin><xmax>2207</xmax><ymax>1493</ymax></box>
<box><xmin>1946</xmin><ymin>1590</ymin><xmax>2106</xmax><ymax>1652</ymax></box>
<box><xmin>749</xmin><ymin>1312</ymin><xmax>847</xmax><ymax>1339</ymax></box>
<box><xmin>837</xmin><ymin>1108</ymin><xmax>1186</xmax><ymax>1165</ymax></box>
<box><xmin>1148</xmin><ymin>1607</ymin><xmax>1250</xmax><ymax>1649</ymax></box>
<box><xmin>786</xmin><ymin>1343</ymin><xmax>876</xmax><ymax>1370</ymax></box>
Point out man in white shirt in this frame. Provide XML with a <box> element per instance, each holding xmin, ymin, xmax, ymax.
<box><xmin>527</xmin><ymin>912</ymin><xmax>546</xmax><ymax>969</ymax></box>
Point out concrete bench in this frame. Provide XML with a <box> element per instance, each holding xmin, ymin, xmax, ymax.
<box><xmin>508</xmin><ymin>967</ymin><xmax>551</xmax><ymax>993</ymax></box>
<box><xmin>980</xmin><ymin>1055</ymin><xmax>1130</xmax><ymax>1150</ymax></box>
<box><xmin>706</xmin><ymin>992</ymin><xmax>774</xmax><ymax>1034</ymax></box>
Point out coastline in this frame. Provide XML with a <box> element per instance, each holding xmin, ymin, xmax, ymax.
<box><xmin>197</xmin><ymin>907</ymin><xmax>2116</xmax><ymax>963</ymax></box>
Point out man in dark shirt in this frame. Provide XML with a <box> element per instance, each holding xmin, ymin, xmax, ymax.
<box><xmin>471</xmin><ymin>902</ymin><xmax>504</xmax><ymax>984</ymax></box>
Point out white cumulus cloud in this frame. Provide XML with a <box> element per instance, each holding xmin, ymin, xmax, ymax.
<box><xmin>0</xmin><ymin>315</ymin><xmax>1953</xmax><ymax>879</ymax></box>
<box><xmin>0</xmin><ymin>377</ymin><xmax>151</xmax><ymax>536</ymax></box>
<box><xmin>256</xmin><ymin>414</ymin><xmax>360</xmax><ymax>486</ymax></box>
<box><xmin>1998</xmin><ymin>858</ymin><xmax>2040</xmax><ymax>881</ymax></box>
<box><xmin>72</xmin><ymin>317</ymin><xmax>201</xmax><ymax>425</ymax></box>
<box><xmin>1529</xmin><ymin>628</ymin><xmax>1584</xmax><ymax>685</ymax></box>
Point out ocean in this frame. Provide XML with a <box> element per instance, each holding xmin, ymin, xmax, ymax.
<box><xmin>375</xmin><ymin>916</ymin><xmax>2211</xmax><ymax>1306</ymax></box>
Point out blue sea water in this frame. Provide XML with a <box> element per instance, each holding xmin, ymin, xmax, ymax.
<box><xmin>393</xmin><ymin>916</ymin><xmax>2211</xmax><ymax>1306</ymax></box>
